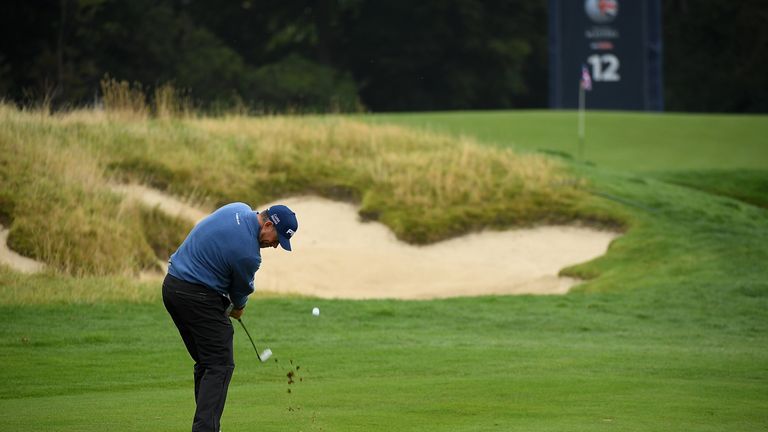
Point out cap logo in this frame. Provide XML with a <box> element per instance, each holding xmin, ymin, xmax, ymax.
<box><xmin>270</xmin><ymin>214</ymin><xmax>281</xmax><ymax>225</ymax></box>
<box><xmin>286</xmin><ymin>228</ymin><xmax>295</xmax><ymax>238</ymax></box>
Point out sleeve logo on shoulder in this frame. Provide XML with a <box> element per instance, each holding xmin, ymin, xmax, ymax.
<box><xmin>235</xmin><ymin>213</ymin><xmax>241</xmax><ymax>225</ymax></box>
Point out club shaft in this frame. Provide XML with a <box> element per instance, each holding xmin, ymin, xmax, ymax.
<box><xmin>236</xmin><ymin>318</ymin><xmax>262</xmax><ymax>361</ymax></box>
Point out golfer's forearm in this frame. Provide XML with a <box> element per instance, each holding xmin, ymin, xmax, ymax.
<box><xmin>230</xmin><ymin>282</ymin><xmax>253</xmax><ymax>306</ymax></box>
<box><xmin>230</xmin><ymin>259</ymin><xmax>257</xmax><ymax>309</ymax></box>
<box><xmin>231</xmin><ymin>295</ymin><xmax>248</xmax><ymax>309</ymax></box>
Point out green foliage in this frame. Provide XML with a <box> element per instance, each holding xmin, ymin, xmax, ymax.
<box><xmin>339</xmin><ymin>1</ymin><xmax>545</xmax><ymax>110</ymax></box>
<box><xmin>664</xmin><ymin>0</ymin><xmax>768</xmax><ymax>112</ymax></box>
<box><xmin>251</xmin><ymin>55</ymin><xmax>361</xmax><ymax>113</ymax></box>
<box><xmin>2</xmin><ymin>0</ymin><xmax>767</xmax><ymax>112</ymax></box>
<box><xmin>172</xmin><ymin>23</ymin><xmax>251</xmax><ymax>105</ymax></box>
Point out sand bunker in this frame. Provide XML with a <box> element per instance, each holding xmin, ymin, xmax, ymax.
<box><xmin>256</xmin><ymin>196</ymin><xmax>617</xmax><ymax>299</ymax></box>
<box><xmin>111</xmin><ymin>183</ymin><xmax>210</xmax><ymax>222</ymax></box>
<box><xmin>3</xmin><ymin>184</ymin><xmax>620</xmax><ymax>298</ymax></box>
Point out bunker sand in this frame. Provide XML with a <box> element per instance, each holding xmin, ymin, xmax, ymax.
<box><xmin>258</xmin><ymin>196</ymin><xmax>618</xmax><ymax>299</ymax></box>
<box><xmin>116</xmin><ymin>185</ymin><xmax>618</xmax><ymax>298</ymax></box>
<box><xmin>2</xmin><ymin>184</ymin><xmax>619</xmax><ymax>298</ymax></box>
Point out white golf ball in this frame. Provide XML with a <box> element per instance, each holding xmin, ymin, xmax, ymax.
<box><xmin>312</xmin><ymin>307</ymin><xmax>320</xmax><ymax>316</ymax></box>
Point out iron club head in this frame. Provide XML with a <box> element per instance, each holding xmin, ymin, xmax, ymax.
<box><xmin>260</xmin><ymin>348</ymin><xmax>273</xmax><ymax>362</ymax></box>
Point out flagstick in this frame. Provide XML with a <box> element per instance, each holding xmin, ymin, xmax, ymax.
<box><xmin>578</xmin><ymin>83</ymin><xmax>585</xmax><ymax>161</ymax></box>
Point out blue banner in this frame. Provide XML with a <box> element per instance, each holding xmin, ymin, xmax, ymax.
<box><xmin>549</xmin><ymin>0</ymin><xmax>663</xmax><ymax>111</ymax></box>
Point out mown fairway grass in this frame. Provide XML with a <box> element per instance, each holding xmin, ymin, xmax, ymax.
<box><xmin>363</xmin><ymin>110</ymin><xmax>768</xmax><ymax>172</ymax></box>
<box><xmin>0</xmin><ymin>281</ymin><xmax>765</xmax><ymax>431</ymax></box>
<box><xmin>1</xmin><ymin>108</ymin><xmax>767</xmax><ymax>431</ymax></box>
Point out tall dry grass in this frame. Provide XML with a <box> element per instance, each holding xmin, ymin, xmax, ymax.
<box><xmin>1</xmin><ymin>105</ymin><xmax>177</xmax><ymax>276</ymax></box>
<box><xmin>191</xmin><ymin>116</ymin><xmax>588</xmax><ymax>241</ymax></box>
<box><xmin>100</xmin><ymin>77</ymin><xmax>192</xmax><ymax>119</ymax></box>
<box><xmin>100</xmin><ymin>76</ymin><xmax>148</xmax><ymax>119</ymax></box>
<box><xmin>153</xmin><ymin>83</ymin><xmax>193</xmax><ymax>119</ymax></box>
<box><xmin>0</xmin><ymin>103</ymin><xmax>598</xmax><ymax>277</ymax></box>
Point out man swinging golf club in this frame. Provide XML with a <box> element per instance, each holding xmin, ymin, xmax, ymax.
<box><xmin>162</xmin><ymin>202</ymin><xmax>298</xmax><ymax>432</ymax></box>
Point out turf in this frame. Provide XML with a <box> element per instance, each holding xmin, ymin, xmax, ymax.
<box><xmin>361</xmin><ymin>110</ymin><xmax>768</xmax><ymax>172</ymax></box>
<box><xmin>1</xmin><ymin>110</ymin><xmax>767</xmax><ymax>430</ymax></box>
<box><xmin>0</xmin><ymin>289</ymin><xmax>766</xmax><ymax>432</ymax></box>
<box><xmin>651</xmin><ymin>169</ymin><xmax>768</xmax><ymax>209</ymax></box>
<box><xmin>1</xmin><ymin>164</ymin><xmax>767</xmax><ymax>431</ymax></box>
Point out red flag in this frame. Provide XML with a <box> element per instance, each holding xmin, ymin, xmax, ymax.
<box><xmin>581</xmin><ymin>64</ymin><xmax>593</xmax><ymax>91</ymax></box>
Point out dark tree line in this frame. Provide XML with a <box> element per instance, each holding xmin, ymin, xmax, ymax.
<box><xmin>663</xmin><ymin>0</ymin><xmax>768</xmax><ymax>113</ymax></box>
<box><xmin>0</xmin><ymin>0</ymin><xmax>765</xmax><ymax>112</ymax></box>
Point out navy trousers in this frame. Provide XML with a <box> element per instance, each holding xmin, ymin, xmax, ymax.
<box><xmin>163</xmin><ymin>273</ymin><xmax>234</xmax><ymax>432</ymax></box>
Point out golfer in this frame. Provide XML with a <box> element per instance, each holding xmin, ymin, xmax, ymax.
<box><xmin>162</xmin><ymin>202</ymin><xmax>298</xmax><ymax>432</ymax></box>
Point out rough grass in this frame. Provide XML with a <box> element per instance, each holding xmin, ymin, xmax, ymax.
<box><xmin>0</xmin><ymin>265</ymin><xmax>296</xmax><ymax>305</ymax></box>
<box><xmin>652</xmin><ymin>169</ymin><xmax>768</xmax><ymax>209</ymax></box>
<box><xmin>561</xmin><ymin>168</ymin><xmax>768</xmax><ymax>298</ymax></box>
<box><xmin>0</xmin><ymin>104</ymin><xmax>607</xmax><ymax>276</ymax></box>
<box><xmin>0</xmin><ymin>115</ymin><xmax>156</xmax><ymax>275</ymax></box>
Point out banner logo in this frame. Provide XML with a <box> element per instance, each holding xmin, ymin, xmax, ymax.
<box><xmin>585</xmin><ymin>0</ymin><xmax>618</xmax><ymax>23</ymax></box>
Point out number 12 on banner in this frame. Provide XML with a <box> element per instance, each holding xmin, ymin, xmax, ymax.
<box><xmin>587</xmin><ymin>54</ymin><xmax>621</xmax><ymax>82</ymax></box>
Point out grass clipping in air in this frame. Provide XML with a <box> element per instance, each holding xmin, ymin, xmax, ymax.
<box><xmin>0</xmin><ymin>104</ymin><xmax>592</xmax><ymax>279</ymax></box>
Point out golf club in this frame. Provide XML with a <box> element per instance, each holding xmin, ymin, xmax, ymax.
<box><xmin>236</xmin><ymin>318</ymin><xmax>272</xmax><ymax>363</ymax></box>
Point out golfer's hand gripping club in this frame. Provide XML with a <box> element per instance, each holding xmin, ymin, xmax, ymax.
<box><xmin>229</xmin><ymin>306</ymin><xmax>244</xmax><ymax>319</ymax></box>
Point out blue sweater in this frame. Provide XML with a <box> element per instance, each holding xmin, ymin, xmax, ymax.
<box><xmin>168</xmin><ymin>202</ymin><xmax>261</xmax><ymax>309</ymax></box>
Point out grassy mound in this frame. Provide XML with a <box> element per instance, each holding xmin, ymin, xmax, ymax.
<box><xmin>0</xmin><ymin>105</ymin><xmax>612</xmax><ymax>276</ymax></box>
